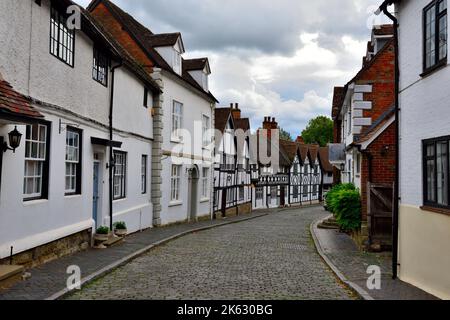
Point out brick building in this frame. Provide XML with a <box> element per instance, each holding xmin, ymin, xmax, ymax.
<box><xmin>332</xmin><ymin>25</ymin><xmax>396</xmax><ymax>250</ymax></box>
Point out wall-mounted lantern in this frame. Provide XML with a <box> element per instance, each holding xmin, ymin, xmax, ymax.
<box><xmin>2</xmin><ymin>126</ymin><xmax>22</xmax><ymax>153</ymax></box>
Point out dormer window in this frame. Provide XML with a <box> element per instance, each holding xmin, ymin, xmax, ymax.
<box><xmin>173</xmin><ymin>50</ymin><xmax>182</xmax><ymax>74</ymax></box>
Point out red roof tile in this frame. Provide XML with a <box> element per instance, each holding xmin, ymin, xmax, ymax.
<box><xmin>0</xmin><ymin>79</ymin><xmax>43</xmax><ymax>119</ymax></box>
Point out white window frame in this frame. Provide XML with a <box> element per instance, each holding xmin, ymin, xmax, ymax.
<box><xmin>172</xmin><ymin>100</ymin><xmax>183</xmax><ymax>141</ymax></box>
<box><xmin>202</xmin><ymin>167</ymin><xmax>209</xmax><ymax>199</ymax></box>
<box><xmin>202</xmin><ymin>114</ymin><xmax>211</xmax><ymax>148</ymax></box>
<box><xmin>171</xmin><ymin>165</ymin><xmax>182</xmax><ymax>202</ymax></box>
<box><xmin>113</xmin><ymin>151</ymin><xmax>127</xmax><ymax>200</ymax></box>
<box><xmin>24</xmin><ymin>124</ymin><xmax>48</xmax><ymax>200</ymax></box>
<box><xmin>65</xmin><ymin>129</ymin><xmax>80</xmax><ymax>194</ymax></box>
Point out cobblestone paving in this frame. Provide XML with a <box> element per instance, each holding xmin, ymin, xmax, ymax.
<box><xmin>68</xmin><ymin>207</ymin><xmax>354</xmax><ymax>300</ymax></box>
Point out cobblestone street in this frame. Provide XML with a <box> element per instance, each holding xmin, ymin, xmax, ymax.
<box><xmin>67</xmin><ymin>207</ymin><xmax>354</xmax><ymax>300</ymax></box>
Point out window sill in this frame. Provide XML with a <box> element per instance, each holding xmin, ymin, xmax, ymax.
<box><xmin>200</xmin><ymin>198</ymin><xmax>210</xmax><ymax>203</ymax></box>
<box><xmin>65</xmin><ymin>194</ymin><xmax>82</xmax><ymax>199</ymax></box>
<box><xmin>113</xmin><ymin>197</ymin><xmax>127</xmax><ymax>203</ymax></box>
<box><xmin>420</xmin><ymin>60</ymin><xmax>448</xmax><ymax>78</ymax></box>
<box><xmin>23</xmin><ymin>199</ymin><xmax>48</xmax><ymax>207</ymax></box>
<box><xmin>169</xmin><ymin>201</ymin><xmax>183</xmax><ymax>207</ymax></box>
<box><xmin>420</xmin><ymin>205</ymin><xmax>450</xmax><ymax>217</ymax></box>
<box><xmin>171</xmin><ymin>138</ymin><xmax>183</xmax><ymax>144</ymax></box>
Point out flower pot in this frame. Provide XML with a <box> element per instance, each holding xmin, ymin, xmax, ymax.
<box><xmin>114</xmin><ymin>229</ymin><xmax>127</xmax><ymax>237</ymax></box>
<box><xmin>94</xmin><ymin>233</ymin><xmax>109</xmax><ymax>242</ymax></box>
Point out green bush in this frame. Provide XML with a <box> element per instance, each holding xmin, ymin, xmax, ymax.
<box><xmin>113</xmin><ymin>221</ymin><xmax>127</xmax><ymax>230</ymax></box>
<box><xmin>325</xmin><ymin>183</ymin><xmax>356</xmax><ymax>214</ymax></box>
<box><xmin>334</xmin><ymin>189</ymin><xmax>361</xmax><ymax>232</ymax></box>
<box><xmin>96</xmin><ymin>226</ymin><xmax>110</xmax><ymax>235</ymax></box>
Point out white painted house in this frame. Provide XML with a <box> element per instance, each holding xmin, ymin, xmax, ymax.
<box><xmin>88</xmin><ymin>0</ymin><xmax>217</xmax><ymax>226</ymax></box>
<box><xmin>0</xmin><ymin>0</ymin><xmax>161</xmax><ymax>265</ymax></box>
<box><xmin>381</xmin><ymin>0</ymin><xmax>450</xmax><ymax>299</ymax></box>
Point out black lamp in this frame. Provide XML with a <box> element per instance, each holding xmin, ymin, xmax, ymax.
<box><xmin>2</xmin><ymin>126</ymin><xmax>22</xmax><ymax>153</ymax></box>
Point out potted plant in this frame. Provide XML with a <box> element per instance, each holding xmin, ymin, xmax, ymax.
<box><xmin>113</xmin><ymin>221</ymin><xmax>128</xmax><ymax>237</ymax></box>
<box><xmin>94</xmin><ymin>226</ymin><xmax>110</xmax><ymax>242</ymax></box>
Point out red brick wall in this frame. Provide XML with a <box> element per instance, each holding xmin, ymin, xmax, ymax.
<box><xmin>360</xmin><ymin>122</ymin><xmax>396</xmax><ymax>221</ymax></box>
<box><xmin>90</xmin><ymin>3</ymin><xmax>154</xmax><ymax>73</ymax></box>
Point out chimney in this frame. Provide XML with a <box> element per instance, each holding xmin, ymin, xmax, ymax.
<box><xmin>296</xmin><ymin>136</ymin><xmax>305</xmax><ymax>144</ymax></box>
<box><xmin>231</xmin><ymin>102</ymin><xmax>241</xmax><ymax>119</ymax></box>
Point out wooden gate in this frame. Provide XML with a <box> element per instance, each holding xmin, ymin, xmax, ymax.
<box><xmin>367</xmin><ymin>183</ymin><xmax>393</xmax><ymax>249</ymax></box>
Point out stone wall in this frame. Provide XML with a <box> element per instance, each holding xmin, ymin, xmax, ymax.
<box><xmin>0</xmin><ymin>230</ymin><xmax>91</xmax><ymax>269</ymax></box>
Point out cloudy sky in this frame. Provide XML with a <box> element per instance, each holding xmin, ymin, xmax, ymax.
<box><xmin>78</xmin><ymin>0</ymin><xmax>389</xmax><ymax>137</ymax></box>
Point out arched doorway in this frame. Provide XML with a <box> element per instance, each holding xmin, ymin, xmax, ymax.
<box><xmin>187</xmin><ymin>165</ymin><xmax>199</xmax><ymax>222</ymax></box>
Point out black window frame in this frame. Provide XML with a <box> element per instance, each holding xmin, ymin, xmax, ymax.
<box><xmin>113</xmin><ymin>150</ymin><xmax>127</xmax><ymax>200</ymax></box>
<box><xmin>143</xmin><ymin>87</ymin><xmax>149</xmax><ymax>108</ymax></box>
<box><xmin>141</xmin><ymin>154</ymin><xmax>148</xmax><ymax>194</ymax></box>
<box><xmin>423</xmin><ymin>136</ymin><xmax>450</xmax><ymax>209</ymax></box>
<box><xmin>23</xmin><ymin>121</ymin><xmax>52</xmax><ymax>202</ymax></box>
<box><xmin>65</xmin><ymin>127</ymin><xmax>83</xmax><ymax>196</ymax></box>
<box><xmin>49</xmin><ymin>3</ymin><xmax>75</xmax><ymax>67</ymax></box>
<box><xmin>422</xmin><ymin>0</ymin><xmax>448</xmax><ymax>75</ymax></box>
<box><xmin>92</xmin><ymin>47</ymin><xmax>109</xmax><ymax>87</ymax></box>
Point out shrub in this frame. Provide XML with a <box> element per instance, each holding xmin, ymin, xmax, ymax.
<box><xmin>334</xmin><ymin>189</ymin><xmax>361</xmax><ymax>232</ymax></box>
<box><xmin>96</xmin><ymin>226</ymin><xmax>110</xmax><ymax>235</ymax></box>
<box><xmin>325</xmin><ymin>183</ymin><xmax>356</xmax><ymax>214</ymax></box>
<box><xmin>113</xmin><ymin>221</ymin><xmax>127</xmax><ymax>230</ymax></box>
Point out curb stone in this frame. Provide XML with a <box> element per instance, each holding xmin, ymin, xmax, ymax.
<box><xmin>310</xmin><ymin>215</ymin><xmax>375</xmax><ymax>301</ymax></box>
<box><xmin>47</xmin><ymin>212</ymin><xmax>270</xmax><ymax>300</ymax></box>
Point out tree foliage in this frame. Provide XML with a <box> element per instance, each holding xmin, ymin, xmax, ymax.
<box><xmin>301</xmin><ymin>116</ymin><xmax>333</xmax><ymax>147</ymax></box>
<box><xmin>279</xmin><ymin>127</ymin><xmax>293</xmax><ymax>141</ymax></box>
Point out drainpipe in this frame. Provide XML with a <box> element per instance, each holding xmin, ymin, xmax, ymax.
<box><xmin>108</xmin><ymin>62</ymin><xmax>122</xmax><ymax>232</ymax></box>
<box><xmin>378</xmin><ymin>1</ymin><xmax>400</xmax><ymax>279</ymax></box>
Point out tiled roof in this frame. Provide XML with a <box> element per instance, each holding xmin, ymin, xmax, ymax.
<box><xmin>279</xmin><ymin>140</ymin><xmax>299</xmax><ymax>163</ymax></box>
<box><xmin>332</xmin><ymin>87</ymin><xmax>345</xmax><ymax>120</ymax></box>
<box><xmin>234</xmin><ymin>118</ymin><xmax>250</xmax><ymax>132</ymax></box>
<box><xmin>0</xmin><ymin>79</ymin><xmax>43</xmax><ymax>119</ymax></box>
<box><xmin>318</xmin><ymin>147</ymin><xmax>333</xmax><ymax>173</ymax></box>
<box><xmin>183</xmin><ymin>58</ymin><xmax>209</xmax><ymax>71</ymax></box>
<box><xmin>89</xmin><ymin>0</ymin><xmax>218</xmax><ymax>103</ymax></box>
<box><xmin>145</xmin><ymin>33</ymin><xmax>181</xmax><ymax>48</ymax></box>
<box><xmin>308</xmin><ymin>145</ymin><xmax>320</xmax><ymax>162</ymax></box>
<box><xmin>373</xmin><ymin>24</ymin><xmax>394</xmax><ymax>36</ymax></box>
<box><xmin>214</xmin><ymin>108</ymin><xmax>232</xmax><ymax>133</ymax></box>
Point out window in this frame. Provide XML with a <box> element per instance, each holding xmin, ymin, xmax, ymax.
<box><xmin>50</xmin><ymin>5</ymin><xmax>75</xmax><ymax>66</ymax></box>
<box><xmin>239</xmin><ymin>186</ymin><xmax>245</xmax><ymax>201</ymax></box>
<box><xmin>424</xmin><ymin>137</ymin><xmax>449</xmax><ymax>207</ymax></box>
<box><xmin>113</xmin><ymin>151</ymin><xmax>127</xmax><ymax>200</ymax></box>
<box><xmin>356</xmin><ymin>154</ymin><xmax>361</xmax><ymax>174</ymax></box>
<box><xmin>92</xmin><ymin>48</ymin><xmax>108</xmax><ymax>86</ymax></box>
<box><xmin>270</xmin><ymin>186</ymin><xmax>277</xmax><ymax>198</ymax></box>
<box><xmin>172</xmin><ymin>101</ymin><xmax>183</xmax><ymax>140</ymax></box>
<box><xmin>171</xmin><ymin>165</ymin><xmax>181</xmax><ymax>201</ymax></box>
<box><xmin>24</xmin><ymin>124</ymin><xmax>50</xmax><ymax>200</ymax></box>
<box><xmin>143</xmin><ymin>88</ymin><xmax>148</xmax><ymax>108</ymax></box>
<box><xmin>424</xmin><ymin>0</ymin><xmax>447</xmax><ymax>71</ymax></box>
<box><xmin>256</xmin><ymin>187</ymin><xmax>263</xmax><ymax>200</ymax></box>
<box><xmin>65</xmin><ymin>128</ymin><xmax>82</xmax><ymax>195</ymax></box>
<box><xmin>141</xmin><ymin>155</ymin><xmax>148</xmax><ymax>194</ymax></box>
<box><xmin>347</xmin><ymin>109</ymin><xmax>352</xmax><ymax>134</ymax></box>
<box><xmin>226</xmin><ymin>187</ymin><xmax>234</xmax><ymax>204</ymax></box>
<box><xmin>202</xmin><ymin>167</ymin><xmax>209</xmax><ymax>198</ymax></box>
<box><xmin>202</xmin><ymin>115</ymin><xmax>211</xmax><ymax>147</ymax></box>
<box><xmin>173</xmin><ymin>50</ymin><xmax>181</xmax><ymax>74</ymax></box>
<box><xmin>222</xmin><ymin>154</ymin><xmax>235</xmax><ymax>171</ymax></box>
<box><xmin>293</xmin><ymin>186</ymin><xmax>299</xmax><ymax>199</ymax></box>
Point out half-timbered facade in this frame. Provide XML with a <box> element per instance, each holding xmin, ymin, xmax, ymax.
<box><xmin>213</xmin><ymin>104</ymin><xmax>252</xmax><ymax>217</ymax></box>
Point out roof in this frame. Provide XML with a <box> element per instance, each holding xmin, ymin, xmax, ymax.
<box><xmin>88</xmin><ymin>0</ymin><xmax>218</xmax><ymax>103</ymax></box>
<box><xmin>183</xmin><ymin>58</ymin><xmax>210</xmax><ymax>72</ymax></box>
<box><xmin>318</xmin><ymin>147</ymin><xmax>333</xmax><ymax>173</ymax></box>
<box><xmin>308</xmin><ymin>145</ymin><xmax>320</xmax><ymax>162</ymax></box>
<box><xmin>146</xmin><ymin>33</ymin><xmax>182</xmax><ymax>48</ymax></box>
<box><xmin>356</xmin><ymin>106</ymin><xmax>395</xmax><ymax>148</ymax></box>
<box><xmin>332</xmin><ymin>87</ymin><xmax>345</xmax><ymax>120</ymax></box>
<box><xmin>279</xmin><ymin>140</ymin><xmax>299</xmax><ymax>163</ymax></box>
<box><xmin>278</xmin><ymin>139</ymin><xmax>293</xmax><ymax>167</ymax></box>
<box><xmin>214</xmin><ymin>108</ymin><xmax>232</xmax><ymax>133</ymax></box>
<box><xmin>0</xmin><ymin>78</ymin><xmax>43</xmax><ymax>119</ymax></box>
<box><xmin>373</xmin><ymin>24</ymin><xmax>395</xmax><ymax>36</ymax></box>
<box><xmin>81</xmin><ymin>9</ymin><xmax>161</xmax><ymax>93</ymax></box>
<box><xmin>234</xmin><ymin>118</ymin><xmax>250</xmax><ymax>132</ymax></box>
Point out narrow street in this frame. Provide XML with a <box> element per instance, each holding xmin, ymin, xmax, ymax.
<box><xmin>67</xmin><ymin>207</ymin><xmax>355</xmax><ymax>300</ymax></box>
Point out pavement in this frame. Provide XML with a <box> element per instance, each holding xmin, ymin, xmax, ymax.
<box><xmin>67</xmin><ymin>206</ymin><xmax>354</xmax><ymax>300</ymax></box>
<box><xmin>311</xmin><ymin>215</ymin><xmax>438</xmax><ymax>300</ymax></box>
<box><xmin>0</xmin><ymin>210</ymin><xmax>270</xmax><ymax>300</ymax></box>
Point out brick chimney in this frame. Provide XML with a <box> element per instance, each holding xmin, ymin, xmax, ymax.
<box><xmin>262</xmin><ymin>117</ymin><xmax>278</xmax><ymax>130</ymax></box>
<box><xmin>231</xmin><ymin>103</ymin><xmax>241</xmax><ymax>119</ymax></box>
<box><xmin>296</xmin><ymin>136</ymin><xmax>305</xmax><ymax>144</ymax></box>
